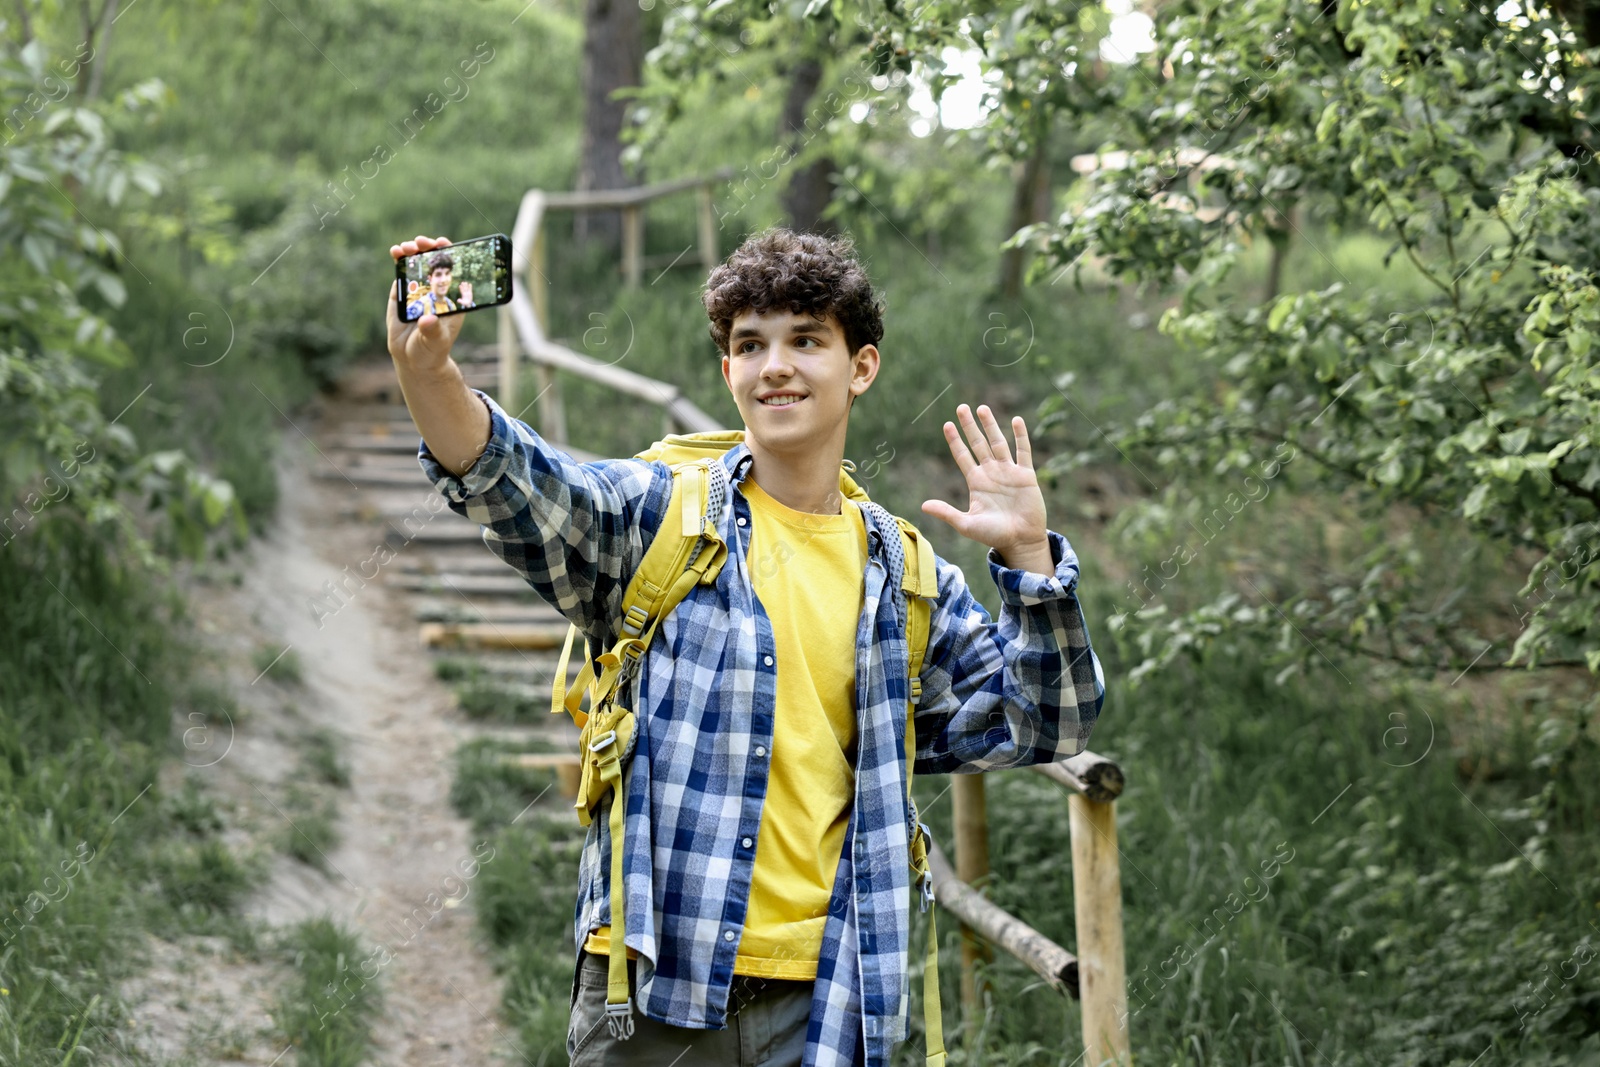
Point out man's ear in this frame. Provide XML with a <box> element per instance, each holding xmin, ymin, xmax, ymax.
<box><xmin>849</xmin><ymin>343</ymin><xmax>880</xmax><ymax>398</ymax></box>
<box><xmin>721</xmin><ymin>353</ymin><xmax>732</xmax><ymax>393</ymax></box>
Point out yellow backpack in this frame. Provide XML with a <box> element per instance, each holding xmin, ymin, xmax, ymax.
<box><xmin>549</xmin><ymin>430</ymin><xmax>946</xmax><ymax>1065</ymax></box>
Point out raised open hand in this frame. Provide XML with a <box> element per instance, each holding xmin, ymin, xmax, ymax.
<box><xmin>922</xmin><ymin>404</ymin><xmax>1050</xmax><ymax>563</ymax></box>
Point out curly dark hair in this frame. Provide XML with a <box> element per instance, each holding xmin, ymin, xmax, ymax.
<box><xmin>702</xmin><ymin>228</ymin><xmax>884</xmax><ymax>356</ymax></box>
<box><xmin>427</xmin><ymin>251</ymin><xmax>455</xmax><ymax>275</ymax></box>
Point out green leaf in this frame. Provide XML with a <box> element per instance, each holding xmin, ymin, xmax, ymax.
<box><xmin>1460</xmin><ymin>422</ymin><xmax>1493</xmax><ymax>453</ymax></box>
<box><xmin>1432</xmin><ymin>165</ymin><xmax>1460</xmax><ymax>193</ymax></box>
<box><xmin>1267</xmin><ymin>294</ymin><xmax>1296</xmax><ymax>333</ymax></box>
<box><xmin>93</xmin><ymin>272</ymin><xmax>126</xmax><ymax>308</ymax></box>
<box><xmin>1462</xmin><ymin>482</ymin><xmax>1492</xmax><ymax>518</ymax></box>
<box><xmin>201</xmin><ymin>480</ymin><xmax>235</xmax><ymax>527</ymax></box>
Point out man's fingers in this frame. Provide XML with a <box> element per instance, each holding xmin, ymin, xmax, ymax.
<box><xmin>976</xmin><ymin>404</ymin><xmax>1013</xmax><ymax>464</ymax></box>
<box><xmin>942</xmin><ymin>420</ymin><xmax>977</xmax><ymax>478</ymax></box>
<box><xmin>957</xmin><ymin>404</ymin><xmax>996</xmax><ymax>463</ymax></box>
<box><xmin>1013</xmin><ymin>416</ymin><xmax>1033</xmax><ymax>469</ymax></box>
<box><xmin>921</xmin><ymin>498</ymin><xmax>963</xmax><ymax>529</ymax></box>
<box><xmin>393</xmin><ymin>235</ymin><xmax>454</xmax><ymax>260</ymax></box>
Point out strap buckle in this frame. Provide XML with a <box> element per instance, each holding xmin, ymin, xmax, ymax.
<box><xmin>604</xmin><ymin>999</ymin><xmax>635</xmax><ymax>1039</ymax></box>
<box><xmin>589</xmin><ymin>730</ymin><xmax>618</xmax><ymax>754</ymax></box>
<box><xmin>621</xmin><ymin>604</ymin><xmax>649</xmax><ymax>638</ymax></box>
<box><xmin>913</xmin><ymin>820</ymin><xmax>936</xmax><ymax>911</ymax></box>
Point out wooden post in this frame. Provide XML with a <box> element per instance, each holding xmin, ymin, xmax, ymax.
<box><xmin>530</xmin><ymin>225</ymin><xmax>550</xmax><ymax>338</ymax></box>
<box><xmin>497</xmin><ymin>305</ymin><xmax>517</xmax><ymax>418</ymax></box>
<box><xmin>952</xmin><ymin>775</ymin><xmax>992</xmax><ymax>1026</ymax></box>
<box><xmin>535</xmin><ymin>364</ymin><xmax>567</xmax><ymax>446</ymax></box>
<box><xmin>1069</xmin><ymin>795</ymin><xmax>1131</xmax><ymax>1066</ymax></box>
<box><xmin>697</xmin><ymin>182</ymin><xmax>718</xmax><ymax>270</ymax></box>
<box><xmin>622</xmin><ymin>205</ymin><xmax>643</xmax><ymax>289</ymax></box>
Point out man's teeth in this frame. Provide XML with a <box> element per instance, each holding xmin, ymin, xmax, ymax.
<box><xmin>761</xmin><ymin>396</ymin><xmax>803</xmax><ymax>406</ymax></box>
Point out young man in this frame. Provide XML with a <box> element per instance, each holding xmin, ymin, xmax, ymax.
<box><xmin>385</xmin><ymin>228</ymin><xmax>1106</xmax><ymax>1067</ymax></box>
<box><xmin>405</xmin><ymin>250</ymin><xmax>475</xmax><ymax>319</ymax></box>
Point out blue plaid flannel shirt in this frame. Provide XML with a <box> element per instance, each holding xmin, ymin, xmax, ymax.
<box><xmin>420</xmin><ymin>389</ymin><xmax>1107</xmax><ymax>1067</ymax></box>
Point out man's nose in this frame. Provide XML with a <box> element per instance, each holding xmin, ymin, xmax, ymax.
<box><xmin>759</xmin><ymin>345</ymin><xmax>795</xmax><ymax>376</ymax></box>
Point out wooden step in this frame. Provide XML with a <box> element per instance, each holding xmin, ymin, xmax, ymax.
<box><xmin>420</xmin><ymin>622</ymin><xmax>571</xmax><ymax>650</ymax></box>
<box><xmin>391</xmin><ymin>524</ymin><xmax>487</xmax><ymax>544</ymax></box>
<box><xmin>396</xmin><ymin>554</ymin><xmax>517</xmax><ymax>577</ymax></box>
<box><xmin>432</xmin><ymin>654</ymin><xmax>568</xmax><ymax>682</ymax></box>
<box><xmin>414</xmin><ymin>604</ymin><xmax>567</xmax><ymax>628</ymax></box>
<box><xmin>499</xmin><ymin>752</ymin><xmax>582</xmax><ymax>798</ymax></box>
<box><xmin>332</xmin><ymin>433</ymin><xmax>424</xmax><ymax>454</ymax></box>
<box><xmin>316</xmin><ymin>467</ymin><xmax>441</xmax><ymax>489</ymax></box>
<box><xmin>393</xmin><ymin>573</ymin><xmax>542</xmax><ymax>598</ymax></box>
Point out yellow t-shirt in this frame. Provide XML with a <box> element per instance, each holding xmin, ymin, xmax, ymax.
<box><xmin>585</xmin><ymin>475</ymin><xmax>866</xmax><ymax>980</ymax></box>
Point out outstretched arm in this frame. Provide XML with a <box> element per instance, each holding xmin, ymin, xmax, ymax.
<box><xmin>384</xmin><ymin>235</ymin><xmax>670</xmax><ymax>641</ymax></box>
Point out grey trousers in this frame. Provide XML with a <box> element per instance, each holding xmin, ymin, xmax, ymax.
<box><xmin>567</xmin><ymin>950</ymin><xmax>814</xmax><ymax>1066</ymax></box>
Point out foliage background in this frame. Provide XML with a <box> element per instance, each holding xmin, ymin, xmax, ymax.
<box><xmin>1</xmin><ymin>0</ymin><xmax>1597</xmax><ymax>1064</ymax></box>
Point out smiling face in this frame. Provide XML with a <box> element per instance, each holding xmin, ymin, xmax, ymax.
<box><xmin>428</xmin><ymin>266</ymin><xmax>452</xmax><ymax>298</ymax></box>
<box><xmin>720</xmin><ymin>308</ymin><xmax>879</xmax><ymax>459</ymax></box>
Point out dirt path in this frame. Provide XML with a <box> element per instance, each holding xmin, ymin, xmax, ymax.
<box><xmin>116</xmin><ymin>361</ymin><xmax>559</xmax><ymax>1066</ymax></box>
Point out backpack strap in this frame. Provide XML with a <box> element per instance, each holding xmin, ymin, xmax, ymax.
<box><xmin>895</xmin><ymin>516</ymin><xmax>945</xmax><ymax>1067</ymax></box>
<box><xmin>548</xmin><ymin>459</ymin><xmax>727</xmax><ymax>1038</ymax></box>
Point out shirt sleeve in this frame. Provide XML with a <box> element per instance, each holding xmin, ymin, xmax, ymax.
<box><xmin>416</xmin><ymin>388</ymin><xmax>673</xmax><ymax>645</ymax></box>
<box><xmin>911</xmin><ymin>530</ymin><xmax>1107</xmax><ymax>774</ymax></box>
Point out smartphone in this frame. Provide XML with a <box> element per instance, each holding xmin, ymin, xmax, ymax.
<box><xmin>397</xmin><ymin>233</ymin><xmax>512</xmax><ymax>322</ymax></box>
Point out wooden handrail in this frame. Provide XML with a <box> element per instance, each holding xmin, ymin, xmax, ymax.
<box><xmin>928</xmin><ymin>840</ymin><xmax>1080</xmax><ymax>999</ymax></box>
<box><xmin>541</xmin><ymin>168</ymin><xmax>735</xmax><ymax>210</ymax></box>
<box><xmin>1031</xmin><ymin>749</ymin><xmax>1125</xmax><ymax>803</ymax></box>
<box><xmin>499</xmin><ymin>177</ymin><xmax>728</xmax><ymax>443</ymax></box>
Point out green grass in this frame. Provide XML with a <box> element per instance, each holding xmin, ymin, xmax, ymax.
<box><xmin>434</xmin><ymin>656</ymin><xmax>478</xmax><ymax>682</ymax></box>
<box><xmin>0</xmin><ymin>519</ymin><xmax>265</xmax><ymax>1065</ymax></box>
<box><xmin>302</xmin><ymin>728</ymin><xmax>351</xmax><ymax>789</ymax></box>
<box><xmin>453</xmin><ymin>676</ymin><xmax>548</xmax><ymax>724</ymax></box>
<box><xmin>448</xmin><ymin>735</ymin><xmax>578</xmax><ymax>1060</ymax></box>
<box><xmin>252</xmin><ymin>644</ymin><xmax>304</xmax><ymax>685</ymax></box>
<box><xmin>281</xmin><ymin>784</ymin><xmax>340</xmax><ymax>870</ymax></box>
<box><xmin>273</xmin><ymin>917</ymin><xmax>384</xmax><ymax>1067</ymax></box>
<box><xmin>450</xmin><ymin>737</ymin><xmax>562</xmax><ymax>832</ymax></box>
<box><xmin>898</xmin><ymin>640</ymin><xmax>1600</xmax><ymax>1066</ymax></box>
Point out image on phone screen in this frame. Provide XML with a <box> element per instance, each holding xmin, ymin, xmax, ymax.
<box><xmin>397</xmin><ymin>233</ymin><xmax>512</xmax><ymax>322</ymax></box>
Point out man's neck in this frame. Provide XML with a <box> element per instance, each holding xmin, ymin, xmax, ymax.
<box><xmin>744</xmin><ymin>435</ymin><xmax>847</xmax><ymax>514</ymax></box>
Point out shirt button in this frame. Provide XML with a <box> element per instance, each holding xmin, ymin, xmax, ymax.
<box><xmin>741</xmin><ymin>837</ymin><xmax>753</xmax><ymax>849</ymax></box>
<box><xmin>754</xmin><ymin>745</ymin><xmax>767</xmax><ymax>758</ymax></box>
<box><xmin>763</xmin><ymin>655</ymin><xmax>774</xmax><ymax>666</ymax></box>
<box><xmin>723</xmin><ymin>930</ymin><xmax>735</xmax><ymax>942</ymax></box>
<box><xmin>737</xmin><ymin>517</ymin><xmax>747</xmax><ymax>526</ymax></box>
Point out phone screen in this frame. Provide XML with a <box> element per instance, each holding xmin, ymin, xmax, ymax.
<box><xmin>397</xmin><ymin>233</ymin><xmax>512</xmax><ymax>322</ymax></box>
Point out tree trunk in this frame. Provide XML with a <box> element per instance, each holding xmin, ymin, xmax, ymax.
<box><xmin>1263</xmin><ymin>205</ymin><xmax>1295</xmax><ymax>301</ymax></box>
<box><xmin>997</xmin><ymin>130</ymin><xmax>1052</xmax><ymax>300</ymax></box>
<box><xmin>778</xmin><ymin>56</ymin><xmax>837</xmax><ymax>234</ymax></box>
<box><xmin>574</xmin><ymin>0</ymin><xmax>642</xmax><ymax>250</ymax></box>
